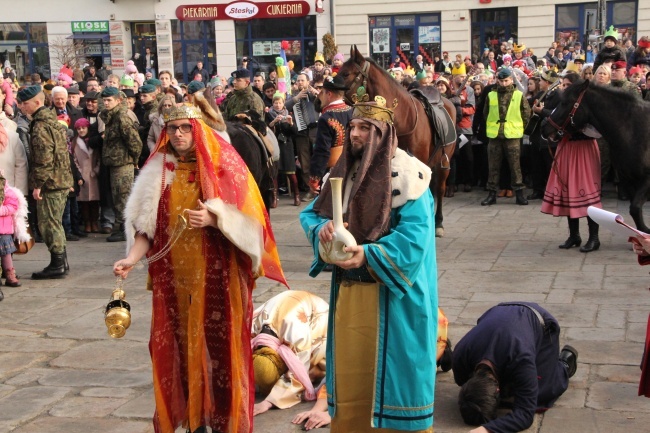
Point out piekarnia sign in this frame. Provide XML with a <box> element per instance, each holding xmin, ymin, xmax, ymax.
<box><xmin>176</xmin><ymin>1</ymin><xmax>310</xmax><ymax>21</ymax></box>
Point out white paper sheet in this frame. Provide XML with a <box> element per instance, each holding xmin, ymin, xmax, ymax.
<box><xmin>587</xmin><ymin>206</ymin><xmax>649</xmax><ymax>238</ymax></box>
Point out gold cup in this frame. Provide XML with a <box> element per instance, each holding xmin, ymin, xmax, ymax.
<box><xmin>104</xmin><ymin>287</ymin><xmax>131</xmax><ymax>338</ymax></box>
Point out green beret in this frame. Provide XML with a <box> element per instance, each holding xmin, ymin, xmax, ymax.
<box><xmin>139</xmin><ymin>84</ymin><xmax>156</xmax><ymax>94</ymax></box>
<box><xmin>187</xmin><ymin>80</ymin><xmax>205</xmax><ymax>95</ymax></box>
<box><xmin>146</xmin><ymin>78</ymin><xmax>162</xmax><ymax>87</ymax></box>
<box><xmin>17</xmin><ymin>85</ymin><xmax>42</xmax><ymax>102</ymax></box>
<box><xmin>496</xmin><ymin>68</ymin><xmax>512</xmax><ymax>79</ymax></box>
<box><xmin>101</xmin><ymin>87</ymin><xmax>120</xmax><ymax>98</ymax></box>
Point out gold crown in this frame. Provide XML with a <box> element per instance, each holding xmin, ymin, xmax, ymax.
<box><xmin>163</xmin><ymin>104</ymin><xmax>203</xmax><ymax>122</ymax></box>
<box><xmin>351</xmin><ymin>87</ymin><xmax>397</xmax><ymax>125</ymax></box>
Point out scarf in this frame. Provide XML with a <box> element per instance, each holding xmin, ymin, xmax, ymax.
<box><xmin>267</xmin><ymin>106</ymin><xmax>288</xmax><ymax>122</ymax></box>
<box><xmin>251</xmin><ymin>333</ymin><xmax>316</xmax><ymax>400</ymax></box>
<box><xmin>313</xmin><ymin>118</ymin><xmax>397</xmax><ymax>244</ymax></box>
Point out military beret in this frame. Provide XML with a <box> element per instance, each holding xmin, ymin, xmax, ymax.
<box><xmin>100</xmin><ymin>87</ymin><xmax>120</xmax><ymax>98</ymax></box>
<box><xmin>139</xmin><ymin>84</ymin><xmax>156</xmax><ymax>94</ymax></box>
<box><xmin>231</xmin><ymin>68</ymin><xmax>250</xmax><ymax>79</ymax></box>
<box><xmin>17</xmin><ymin>85</ymin><xmax>42</xmax><ymax>102</ymax></box>
<box><xmin>611</xmin><ymin>60</ymin><xmax>627</xmax><ymax>71</ymax></box>
<box><xmin>122</xmin><ymin>89</ymin><xmax>136</xmax><ymax>99</ymax></box>
<box><xmin>187</xmin><ymin>80</ymin><xmax>206</xmax><ymax>95</ymax></box>
<box><xmin>84</xmin><ymin>91</ymin><xmax>99</xmax><ymax>100</ymax></box>
<box><xmin>67</xmin><ymin>86</ymin><xmax>80</xmax><ymax>95</ymax></box>
<box><xmin>496</xmin><ymin>68</ymin><xmax>512</xmax><ymax>79</ymax></box>
<box><xmin>146</xmin><ymin>78</ymin><xmax>162</xmax><ymax>87</ymax></box>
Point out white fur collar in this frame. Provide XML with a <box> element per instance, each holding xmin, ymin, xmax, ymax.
<box><xmin>390</xmin><ymin>148</ymin><xmax>432</xmax><ymax>208</ymax></box>
<box><xmin>11</xmin><ymin>186</ymin><xmax>30</xmax><ymax>243</ymax></box>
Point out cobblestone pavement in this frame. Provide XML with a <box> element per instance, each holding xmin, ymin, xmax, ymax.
<box><xmin>1</xmin><ymin>188</ymin><xmax>649</xmax><ymax>433</ymax></box>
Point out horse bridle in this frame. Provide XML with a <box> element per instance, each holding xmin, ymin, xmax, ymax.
<box><xmin>545</xmin><ymin>87</ymin><xmax>588</xmax><ymax>140</ymax></box>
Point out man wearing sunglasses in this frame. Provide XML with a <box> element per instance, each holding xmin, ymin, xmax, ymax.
<box><xmin>453</xmin><ymin>302</ymin><xmax>578</xmax><ymax>433</ymax></box>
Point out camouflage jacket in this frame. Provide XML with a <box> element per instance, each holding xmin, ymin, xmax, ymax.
<box><xmin>222</xmin><ymin>85</ymin><xmax>265</xmax><ymax>121</ymax></box>
<box><xmin>28</xmin><ymin>106</ymin><xmax>73</xmax><ymax>191</ymax></box>
<box><xmin>611</xmin><ymin>79</ymin><xmax>642</xmax><ymax>99</ymax></box>
<box><xmin>99</xmin><ymin>104</ymin><xmax>143</xmax><ymax>167</ymax></box>
<box><xmin>483</xmin><ymin>84</ymin><xmax>531</xmax><ymax>139</ymax></box>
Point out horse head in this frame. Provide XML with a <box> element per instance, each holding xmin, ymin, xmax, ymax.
<box><xmin>541</xmin><ymin>79</ymin><xmax>591</xmax><ymax>143</ymax></box>
<box><xmin>336</xmin><ymin>45</ymin><xmax>369</xmax><ymax>105</ymax></box>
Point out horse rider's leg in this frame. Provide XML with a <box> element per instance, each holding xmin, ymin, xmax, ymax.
<box><xmin>629</xmin><ymin>178</ymin><xmax>650</xmax><ymax>234</ymax></box>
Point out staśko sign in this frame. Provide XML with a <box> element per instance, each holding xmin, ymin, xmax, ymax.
<box><xmin>176</xmin><ymin>1</ymin><xmax>310</xmax><ymax>21</ymax></box>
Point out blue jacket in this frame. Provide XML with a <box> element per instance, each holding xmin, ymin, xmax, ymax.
<box><xmin>452</xmin><ymin>302</ymin><xmax>569</xmax><ymax>433</ymax></box>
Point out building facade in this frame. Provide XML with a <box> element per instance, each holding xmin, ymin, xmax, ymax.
<box><xmin>0</xmin><ymin>0</ymin><xmax>648</xmax><ymax>82</ymax></box>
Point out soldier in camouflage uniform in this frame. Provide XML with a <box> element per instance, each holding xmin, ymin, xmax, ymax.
<box><xmin>481</xmin><ymin>68</ymin><xmax>531</xmax><ymax>206</ymax></box>
<box><xmin>221</xmin><ymin>68</ymin><xmax>265</xmax><ymax>121</ymax></box>
<box><xmin>99</xmin><ymin>87</ymin><xmax>143</xmax><ymax>242</ymax></box>
<box><xmin>610</xmin><ymin>60</ymin><xmax>642</xmax><ymax>98</ymax></box>
<box><xmin>17</xmin><ymin>85</ymin><xmax>73</xmax><ymax>279</ymax></box>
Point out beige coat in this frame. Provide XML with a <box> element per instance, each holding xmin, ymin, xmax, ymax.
<box><xmin>73</xmin><ymin>136</ymin><xmax>100</xmax><ymax>201</ymax></box>
<box><xmin>0</xmin><ymin>113</ymin><xmax>28</xmax><ymax>195</ymax></box>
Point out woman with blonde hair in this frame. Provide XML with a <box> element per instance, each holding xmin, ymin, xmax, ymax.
<box><xmin>146</xmin><ymin>95</ymin><xmax>175</xmax><ymax>151</ymax></box>
<box><xmin>594</xmin><ymin>65</ymin><xmax>611</xmax><ymax>85</ymax></box>
<box><xmin>581</xmin><ymin>65</ymin><xmax>594</xmax><ymax>81</ymax></box>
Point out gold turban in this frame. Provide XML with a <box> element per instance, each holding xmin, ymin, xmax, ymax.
<box><xmin>252</xmin><ymin>347</ymin><xmax>288</xmax><ymax>395</ymax></box>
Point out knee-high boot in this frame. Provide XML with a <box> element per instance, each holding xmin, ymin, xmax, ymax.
<box><xmin>580</xmin><ymin>216</ymin><xmax>600</xmax><ymax>253</ymax></box>
<box><xmin>289</xmin><ymin>174</ymin><xmax>300</xmax><ymax>206</ymax></box>
<box><xmin>559</xmin><ymin>217</ymin><xmax>581</xmax><ymax>249</ymax></box>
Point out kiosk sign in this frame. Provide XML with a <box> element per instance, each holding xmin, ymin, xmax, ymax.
<box><xmin>71</xmin><ymin>21</ymin><xmax>109</xmax><ymax>33</ymax></box>
<box><xmin>176</xmin><ymin>1</ymin><xmax>310</xmax><ymax>21</ymax></box>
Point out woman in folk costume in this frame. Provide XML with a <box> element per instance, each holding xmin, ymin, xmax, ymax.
<box><xmin>630</xmin><ymin>236</ymin><xmax>650</xmax><ymax>398</ymax></box>
<box><xmin>300</xmin><ymin>92</ymin><xmax>439</xmax><ymax>432</ymax></box>
<box><xmin>113</xmin><ymin>104</ymin><xmax>287</xmax><ymax>433</ymax></box>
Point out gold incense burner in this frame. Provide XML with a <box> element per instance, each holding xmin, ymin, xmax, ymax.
<box><xmin>104</xmin><ymin>282</ymin><xmax>131</xmax><ymax>338</ymax></box>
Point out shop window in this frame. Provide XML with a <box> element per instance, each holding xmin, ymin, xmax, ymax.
<box><xmin>369</xmin><ymin>14</ymin><xmax>441</xmax><ymax>70</ymax></box>
<box><xmin>171</xmin><ymin>20</ymin><xmax>216</xmax><ymax>83</ymax></box>
<box><xmin>0</xmin><ymin>23</ymin><xmax>48</xmax><ymax>81</ymax></box>
<box><xmin>557</xmin><ymin>6</ymin><xmax>580</xmax><ymax>29</ymax></box>
<box><xmin>29</xmin><ymin>23</ymin><xmax>47</xmax><ymax>44</ymax></box>
<box><xmin>235</xmin><ymin>16</ymin><xmax>317</xmax><ymax>74</ymax></box>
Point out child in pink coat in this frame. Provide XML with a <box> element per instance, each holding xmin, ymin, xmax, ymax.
<box><xmin>0</xmin><ymin>179</ymin><xmax>29</xmax><ymax>293</ymax></box>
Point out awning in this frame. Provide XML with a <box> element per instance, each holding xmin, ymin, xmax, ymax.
<box><xmin>66</xmin><ymin>33</ymin><xmax>109</xmax><ymax>42</ymax></box>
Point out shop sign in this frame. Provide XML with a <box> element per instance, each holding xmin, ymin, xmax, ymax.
<box><xmin>176</xmin><ymin>1</ymin><xmax>310</xmax><ymax>21</ymax></box>
<box><xmin>71</xmin><ymin>21</ymin><xmax>109</xmax><ymax>33</ymax></box>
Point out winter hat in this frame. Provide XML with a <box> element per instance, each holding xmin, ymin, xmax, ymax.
<box><xmin>333</xmin><ymin>53</ymin><xmax>344</xmax><ymax>62</ymax></box>
<box><xmin>125</xmin><ymin>60</ymin><xmax>138</xmax><ymax>74</ymax></box>
<box><xmin>120</xmin><ymin>75</ymin><xmax>135</xmax><ymax>87</ymax></box>
<box><xmin>74</xmin><ymin>118</ymin><xmax>91</xmax><ymax>129</ymax></box>
<box><xmin>57</xmin><ymin>73</ymin><xmax>73</xmax><ymax>84</ymax></box>
<box><xmin>502</xmin><ymin>54</ymin><xmax>512</xmax><ymax>62</ymax></box>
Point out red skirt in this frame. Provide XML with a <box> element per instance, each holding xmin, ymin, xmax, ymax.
<box><xmin>541</xmin><ymin>137</ymin><xmax>601</xmax><ymax>218</ymax></box>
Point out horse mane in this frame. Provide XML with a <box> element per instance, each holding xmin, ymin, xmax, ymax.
<box><xmin>563</xmin><ymin>80</ymin><xmax>649</xmax><ymax>113</ymax></box>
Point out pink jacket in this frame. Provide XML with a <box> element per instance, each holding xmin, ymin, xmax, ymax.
<box><xmin>0</xmin><ymin>185</ymin><xmax>17</xmax><ymax>235</ymax></box>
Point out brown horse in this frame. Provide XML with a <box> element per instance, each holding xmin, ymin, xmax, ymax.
<box><xmin>337</xmin><ymin>46</ymin><xmax>457</xmax><ymax>237</ymax></box>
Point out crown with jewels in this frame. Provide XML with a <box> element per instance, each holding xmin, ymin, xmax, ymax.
<box><xmin>163</xmin><ymin>104</ymin><xmax>203</xmax><ymax>123</ymax></box>
<box><xmin>351</xmin><ymin>86</ymin><xmax>398</xmax><ymax>125</ymax></box>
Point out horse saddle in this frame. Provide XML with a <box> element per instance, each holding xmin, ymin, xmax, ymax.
<box><xmin>410</xmin><ymin>88</ymin><xmax>457</xmax><ymax>150</ymax></box>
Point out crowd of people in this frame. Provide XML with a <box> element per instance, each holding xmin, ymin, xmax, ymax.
<box><xmin>0</xmin><ymin>28</ymin><xmax>648</xmax><ymax>433</ymax></box>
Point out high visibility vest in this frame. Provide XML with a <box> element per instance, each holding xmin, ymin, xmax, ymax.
<box><xmin>486</xmin><ymin>90</ymin><xmax>524</xmax><ymax>139</ymax></box>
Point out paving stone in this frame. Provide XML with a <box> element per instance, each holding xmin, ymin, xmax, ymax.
<box><xmin>587</xmin><ymin>381</ymin><xmax>650</xmax><ymax>412</ymax></box>
<box><xmin>49</xmin><ymin>395</ymin><xmax>129</xmax><ymax>417</ymax></box>
<box><xmin>0</xmin><ymin>352</ymin><xmax>49</xmax><ymax>381</ymax></box>
<box><xmin>595</xmin><ymin>308</ymin><xmax>627</xmax><ymax>329</ymax></box>
<box><xmin>492</xmin><ymin>255</ymin><xmax>584</xmax><ymax>272</ymax></box>
<box><xmin>540</xmin><ymin>407</ymin><xmax>650</xmax><ymax>432</ymax></box>
<box><xmin>545</xmin><ymin>289</ymin><xmax>575</xmax><ymax>304</ymax></box>
<box><xmin>0</xmin><ymin>336</ymin><xmax>77</xmax><ymax>353</ymax></box>
<box><xmin>0</xmin><ymin>386</ymin><xmax>70</xmax><ymax>425</ymax></box>
<box><xmin>38</xmin><ymin>369</ymin><xmax>152</xmax><ymax>388</ymax></box>
<box><xmin>593</xmin><ymin>365</ymin><xmax>644</xmax><ymax>383</ymax></box>
<box><xmin>80</xmin><ymin>387</ymin><xmax>138</xmax><ymax>398</ymax></box>
<box><xmin>626</xmin><ymin>320</ymin><xmax>648</xmax><ymax>343</ymax></box>
<box><xmin>50</xmin><ymin>340</ymin><xmax>151</xmax><ymax>371</ymax></box>
<box><xmin>112</xmin><ymin>388</ymin><xmax>155</xmax><ymax>419</ymax></box>
<box><xmin>553</xmin><ymin>386</ymin><xmax>587</xmax><ymax>408</ymax></box>
<box><xmin>565</xmin><ymin>326</ymin><xmax>626</xmax><ymax>342</ymax></box>
<box><xmin>11</xmin><ymin>416</ymin><xmax>153</xmax><ymax>433</ymax></box>
<box><xmin>553</xmin><ymin>271</ymin><xmax>604</xmax><ymax>290</ymax></box>
<box><xmin>570</xmin><ymin>340</ymin><xmax>643</xmax><ymax>365</ymax></box>
<box><xmin>0</xmin><ymin>384</ymin><xmax>15</xmax><ymax>398</ymax></box>
<box><xmin>574</xmin><ymin>288</ymin><xmax>650</xmax><ymax>305</ymax></box>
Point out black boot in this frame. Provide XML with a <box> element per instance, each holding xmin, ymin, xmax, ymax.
<box><xmin>580</xmin><ymin>217</ymin><xmax>600</xmax><ymax>253</ymax></box>
<box><xmin>515</xmin><ymin>189</ymin><xmax>528</xmax><ymax>205</ymax></box>
<box><xmin>559</xmin><ymin>217</ymin><xmax>582</xmax><ymax>249</ymax></box>
<box><xmin>481</xmin><ymin>191</ymin><xmax>497</xmax><ymax>206</ymax></box>
<box><xmin>560</xmin><ymin>345</ymin><xmax>578</xmax><ymax>378</ymax></box>
<box><xmin>32</xmin><ymin>252</ymin><xmax>66</xmax><ymax>279</ymax></box>
<box><xmin>107</xmin><ymin>225</ymin><xmax>126</xmax><ymax>242</ymax></box>
<box><xmin>437</xmin><ymin>339</ymin><xmax>453</xmax><ymax>372</ymax></box>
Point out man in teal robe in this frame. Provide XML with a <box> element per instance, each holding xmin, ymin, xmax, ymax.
<box><xmin>299</xmin><ymin>93</ymin><xmax>439</xmax><ymax>432</ymax></box>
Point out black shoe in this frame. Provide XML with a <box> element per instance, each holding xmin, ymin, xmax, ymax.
<box><xmin>66</xmin><ymin>233</ymin><xmax>80</xmax><ymax>241</ymax></box>
<box><xmin>527</xmin><ymin>191</ymin><xmax>544</xmax><ymax>200</ymax></box>
<box><xmin>278</xmin><ymin>187</ymin><xmax>289</xmax><ymax>196</ymax></box>
<box><xmin>463</xmin><ymin>184</ymin><xmax>472</xmax><ymax>193</ymax></box>
<box><xmin>579</xmin><ymin>238</ymin><xmax>600</xmax><ymax>253</ymax></box>
<box><xmin>63</xmin><ymin>249</ymin><xmax>70</xmax><ymax>274</ymax></box>
<box><xmin>0</xmin><ymin>287</ymin><xmax>3</xmax><ymax>301</ymax></box>
<box><xmin>73</xmin><ymin>230</ymin><xmax>88</xmax><ymax>238</ymax></box>
<box><xmin>32</xmin><ymin>252</ymin><xmax>66</xmax><ymax>280</ymax></box>
<box><xmin>560</xmin><ymin>345</ymin><xmax>578</xmax><ymax>378</ymax></box>
<box><xmin>559</xmin><ymin>235</ymin><xmax>582</xmax><ymax>249</ymax></box>
<box><xmin>481</xmin><ymin>191</ymin><xmax>497</xmax><ymax>206</ymax></box>
<box><xmin>106</xmin><ymin>232</ymin><xmax>126</xmax><ymax>242</ymax></box>
<box><xmin>438</xmin><ymin>339</ymin><xmax>453</xmax><ymax>372</ymax></box>
<box><xmin>515</xmin><ymin>189</ymin><xmax>528</xmax><ymax>205</ymax></box>
<box><xmin>34</xmin><ymin>232</ymin><xmax>43</xmax><ymax>243</ymax></box>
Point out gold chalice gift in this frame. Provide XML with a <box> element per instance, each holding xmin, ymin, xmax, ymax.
<box><xmin>104</xmin><ymin>280</ymin><xmax>131</xmax><ymax>338</ymax></box>
<box><xmin>104</xmin><ymin>211</ymin><xmax>191</xmax><ymax>338</ymax></box>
